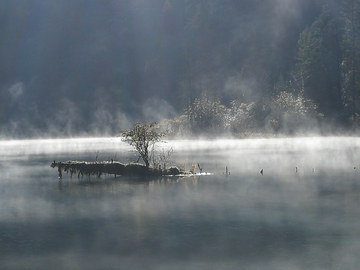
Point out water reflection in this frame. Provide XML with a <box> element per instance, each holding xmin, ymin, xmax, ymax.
<box><xmin>1</xmin><ymin>138</ymin><xmax>360</xmax><ymax>269</ymax></box>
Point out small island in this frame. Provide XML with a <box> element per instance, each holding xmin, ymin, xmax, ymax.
<box><xmin>51</xmin><ymin>160</ymin><xmax>181</xmax><ymax>179</ymax></box>
<box><xmin>51</xmin><ymin>122</ymin><xmax>201</xmax><ymax>179</ymax></box>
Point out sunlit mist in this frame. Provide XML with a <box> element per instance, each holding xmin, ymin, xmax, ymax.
<box><xmin>1</xmin><ymin>137</ymin><xmax>360</xmax><ymax>269</ymax></box>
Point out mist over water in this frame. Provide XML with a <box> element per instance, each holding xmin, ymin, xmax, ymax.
<box><xmin>0</xmin><ymin>0</ymin><xmax>351</xmax><ymax>139</ymax></box>
<box><xmin>1</xmin><ymin>137</ymin><xmax>360</xmax><ymax>269</ymax></box>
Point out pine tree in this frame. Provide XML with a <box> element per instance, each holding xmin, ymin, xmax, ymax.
<box><xmin>341</xmin><ymin>0</ymin><xmax>360</xmax><ymax>126</ymax></box>
<box><xmin>293</xmin><ymin>7</ymin><xmax>342</xmax><ymax>121</ymax></box>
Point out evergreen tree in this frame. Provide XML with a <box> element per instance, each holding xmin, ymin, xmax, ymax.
<box><xmin>341</xmin><ymin>0</ymin><xmax>360</xmax><ymax>126</ymax></box>
<box><xmin>293</xmin><ymin>7</ymin><xmax>342</xmax><ymax>121</ymax></box>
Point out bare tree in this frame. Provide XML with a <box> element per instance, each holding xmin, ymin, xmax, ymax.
<box><xmin>122</xmin><ymin>122</ymin><xmax>164</xmax><ymax>168</ymax></box>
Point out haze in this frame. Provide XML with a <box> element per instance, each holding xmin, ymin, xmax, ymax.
<box><xmin>0</xmin><ymin>0</ymin><xmax>350</xmax><ymax>138</ymax></box>
<box><xmin>1</xmin><ymin>137</ymin><xmax>360</xmax><ymax>269</ymax></box>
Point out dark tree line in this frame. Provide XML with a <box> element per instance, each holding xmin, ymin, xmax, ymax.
<box><xmin>289</xmin><ymin>1</ymin><xmax>360</xmax><ymax>130</ymax></box>
<box><xmin>171</xmin><ymin>1</ymin><xmax>360</xmax><ymax>136</ymax></box>
<box><xmin>0</xmin><ymin>0</ymin><xmax>359</xmax><ymax>137</ymax></box>
<box><xmin>341</xmin><ymin>0</ymin><xmax>360</xmax><ymax>127</ymax></box>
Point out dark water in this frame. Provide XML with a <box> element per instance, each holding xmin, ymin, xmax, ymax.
<box><xmin>1</xmin><ymin>137</ymin><xmax>360</xmax><ymax>269</ymax></box>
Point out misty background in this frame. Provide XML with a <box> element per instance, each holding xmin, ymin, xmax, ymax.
<box><xmin>0</xmin><ymin>0</ymin><xmax>355</xmax><ymax>138</ymax></box>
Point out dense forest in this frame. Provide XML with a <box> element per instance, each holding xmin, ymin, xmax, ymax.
<box><xmin>0</xmin><ymin>0</ymin><xmax>359</xmax><ymax>138</ymax></box>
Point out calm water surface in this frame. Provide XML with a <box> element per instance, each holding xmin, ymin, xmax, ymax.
<box><xmin>1</xmin><ymin>137</ymin><xmax>360</xmax><ymax>269</ymax></box>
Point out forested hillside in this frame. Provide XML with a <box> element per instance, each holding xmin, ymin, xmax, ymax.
<box><xmin>0</xmin><ymin>0</ymin><xmax>357</xmax><ymax>137</ymax></box>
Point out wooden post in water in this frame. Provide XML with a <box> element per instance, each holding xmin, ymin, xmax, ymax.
<box><xmin>226</xmin><ymin>166</ymin><xmax>228</xmax><ymax>177</ymax></box>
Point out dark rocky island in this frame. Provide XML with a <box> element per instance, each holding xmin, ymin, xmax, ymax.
<box><xmin>50</xmin><ymin>123</ymin><xmax>203</xmax><ymax>179</ymax></box>
<box><xmin>51</xmin><ymin>160</ymin><xmax>182</xmax><ymax>179</ymax></box>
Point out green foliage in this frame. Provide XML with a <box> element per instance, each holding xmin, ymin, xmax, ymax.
<box><xmin>161</xmin><ymin>97</ymin><xmax>265</xmax><ymax>136</ymax></box>
<box><xmin>225</xmin><ymin>100</ymin><xmax>259</xmax><ymax>134</ymax></box>
<box><xmin>158</xmin><ymin>115</ymin><xmax>189</xmax><ymax>137</ymax></box>
<box><xmin>186</xmin><ymin>96</ymin><xmax>227</xmax><ymax>134</ymax></box>
<box><xmin>269</xmin><ymin>91</ymin><xmax>322</xmax><ymax>133</ymax></box>
<box><xmin>122</xmin><ymin>122</ymin><xmax>164</xmax><ymax>168</ymax></box>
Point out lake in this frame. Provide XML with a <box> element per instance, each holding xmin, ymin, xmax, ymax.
<box><xmin>1</xmin><ymin>137</ymin><xmax>360</xmax><ymax>269</ymax></box>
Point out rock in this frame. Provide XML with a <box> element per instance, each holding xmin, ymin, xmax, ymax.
<box><xmin>124</xmin><ymin>163</ymin><xmax>149</xmax><ymax>175</ymax></box>
<box><xmin>166</xmin><ymin>166</ymin><xmax>180</xmax><ymax>175</ymax></box>
<box><xmin>51</xmin><ymin>161</ymin><xmax>183</xmax><ymax>178</ymax></box>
